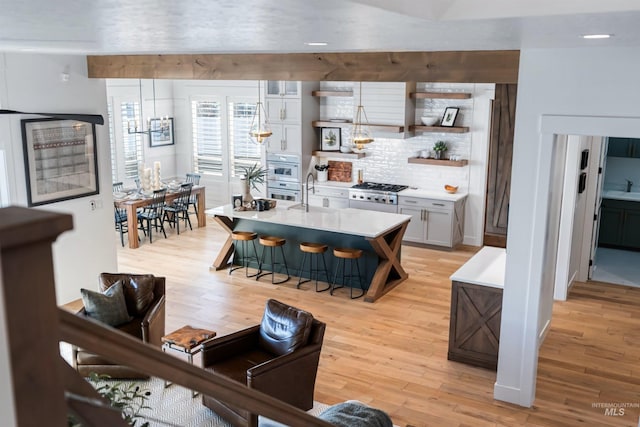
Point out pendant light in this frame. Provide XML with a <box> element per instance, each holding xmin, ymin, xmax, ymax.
<box><xmin>127</xmin><ymin>79</ymin><xmax>170</xmax><ymax>136</ymax></box>
<box><xmin>249</xmin><ymin>80</ymin><xmax>272</xmax><ymax>144</ymax></box>
<box><xmin>351</xmin><ymin>82</ymin><xmax>374</xmax><ymax>150</ymax></box>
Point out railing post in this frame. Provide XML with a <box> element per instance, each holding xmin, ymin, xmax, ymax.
<box><xmin>0</xmin><ymin>207</ymin><xmax>73</xmax><ymax>426</ymax></box>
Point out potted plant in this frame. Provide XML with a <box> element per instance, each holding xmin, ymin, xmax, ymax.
<box><xmin>239</xmin><ymin>163</ymin><xmax>267</xmax><ymax>205</ymax></box>
<box><xmin>433</xmin><ymin>141</ymin><xmax>448</xmax><ymax>160</ymax></box>
<box><xmin>315</xmin><ymin>164</ymin><xmax>329</xmax><ymax>182</ymax></box>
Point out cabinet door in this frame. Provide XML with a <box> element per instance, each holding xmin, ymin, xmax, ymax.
<box><xmin>598</xmin><ymin>206</ymin><xmax>624</xmax><ymax>246</ymax></box>
<box><xmin>265</xmin><ymin>99</ymin><xmax>301</xmax><ymax>124</ymax></box>
<box><xmin>425</xmin><ymin>209</ymin><xmax>453</xmax><ymax>247</ymax></box>
<box><xmin>631</xmin><ymin>139</ymin><xmax>640</xmax><ymax>158</ymax></box>
<box><xmin>399</xmin><ymin>206</ymin><xmax>424</xmax><ymax>242</ymax></box>
<box><xmin>269</xmin><ymin>124</ymin><xmax>301</xmax><ymax>154</ymax></box>
<box><xmin>266</xmin><ymin>81</ymin><xmax>300</xmax><ymax>98</ymax></box>
<box><xmin>621</xmin><ymin>209</ymin><xmax>640</xmax><ymax>248</ymax></box>
<box><xmin>607</xmin><ymin>137</ymin><xmax>632</xmax><ymax>158</ymax></box>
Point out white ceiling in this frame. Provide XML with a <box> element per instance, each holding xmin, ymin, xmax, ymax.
<box><xmin>0</xmin><ymin>0</ymin><xmax>639</xmax><ymax>54</ymax></box>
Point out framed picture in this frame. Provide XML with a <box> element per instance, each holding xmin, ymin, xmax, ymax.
<box><xmin>149</xmin><ymin>117</ymin><xmax>174</xmax><ymax>147</ymax></box>
<box><xmin>21</xmin><ymin>118</ymin><xmax>99</xmax><ymax>207</ymax></box>
<box><xmin>440</xmin><ymin>107</ymin><xmax>460</xmax><ymax>127</ymax></box>
<box><xmin>321</xmin><ymin>127</ymin><xmax>341</xmax><ymax>151</ymax></box>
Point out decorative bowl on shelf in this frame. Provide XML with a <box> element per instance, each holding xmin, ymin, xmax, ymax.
<box><xmin>339</xmin><ymin>146</ymin><xmax>352</xmax><ymax>153</ymax></box>
<box><xmin>421</xmin><ymin>116</ymin><xmax>439</xmax><ymax>126</ymax></box>
<box><xmin>444</xmin><ymin>185</ymin><xmax>458</xmax><ymax>194</ymax></box>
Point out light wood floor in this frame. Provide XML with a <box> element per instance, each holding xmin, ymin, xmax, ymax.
<box><xmin>117</xmin><ymin>221</ymin><xmax>640</xmax><ymax>427</ymax></box>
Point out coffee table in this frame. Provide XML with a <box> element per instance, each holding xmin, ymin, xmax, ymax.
<box><xmin>161</xmin><ymin>325</ymin><xmax>217</xmax><ymax>397</ymax></box>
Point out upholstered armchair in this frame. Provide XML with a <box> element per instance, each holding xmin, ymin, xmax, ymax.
<box><xmin>71</xmin><ymin>273</ymin><xmax>165</xmax><ymax>379</ymax></box>
<box><xmin>201</xmin><ymin>299</ymin><xmax>326</xmax><ymax>427</ymax></box>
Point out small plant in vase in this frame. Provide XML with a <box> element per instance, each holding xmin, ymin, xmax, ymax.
<box><xmin>433</xmin><ymin>141</ymin><xmax>448</xmax><ymax>160</ymax></box>
<box><xmin>239</xmin><ymin>163</ymin><xmax>267</xmax><ymax>205</ymax></box>
<box><xmin>315</xmin><ymin>164</ymin><xmax>329</xmax><ymax>182</ymax></box>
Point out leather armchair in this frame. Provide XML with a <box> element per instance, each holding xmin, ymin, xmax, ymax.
<box><xmin>201</xmin><ymin>299</ymin><xmax>325</xmax><ymax>427</ymax></box>
<box><xmin>71</xmin><ymin>273</ymin><xmax>166</xmax><ymax>379</ymax></box>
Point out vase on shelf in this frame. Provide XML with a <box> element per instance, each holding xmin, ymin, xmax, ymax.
<box><xmin>434</xmin><ymin>151</ymin><xmax>443</xmax><ymax>160</ymax></box>
<box><xmin>241</xmin><ymin>177</ymin><xmax>253</xmax><ymax>206</ymax></box>
<box><xmin>317</xmin><ymin>170</ymin><xmax>328</xmax><ymax>182</ymax></box>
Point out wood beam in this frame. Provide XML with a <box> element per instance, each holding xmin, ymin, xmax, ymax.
<box><xmin>87</xmin><ymin>50</ymin><xmax>520</xmax><ymax>84</ymax></box>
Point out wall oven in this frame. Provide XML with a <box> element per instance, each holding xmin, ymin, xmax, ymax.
<box><xmin>267</xmin><ymin>181</ymin><xmax>301</xmax><ymax>202</ymax></box>
<box><xmin>266</xmin><ymin>153</ymin><xmax>301</xmax><ymax>184</ymax></box>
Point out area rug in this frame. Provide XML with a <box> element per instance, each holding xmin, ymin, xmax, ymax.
<box><xmin>87</xmin><ymin>376</ymin><xmax>330</xmax><ymax>427</ymax></box>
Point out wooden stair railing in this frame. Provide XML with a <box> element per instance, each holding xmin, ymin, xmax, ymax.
<box><xmin>0</xmin><ymin>206</ymin><xmax>332</xmax><ymax>426</ymax></box>
<box><xmin>59</xmin><ymin>310</ymin><xmax>333</xmax><ymax>426</ymax></box>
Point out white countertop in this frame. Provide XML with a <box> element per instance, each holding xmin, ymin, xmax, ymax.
<box><xmin>602</xmin><ymin>189</ymin><xmax>640</xmax><ymax>202</ymax></box>
<box><xmin>207</xmin><ymin>201</ymin><xmax>412</xmax><ymax>238</ymax></box>
<box><xmin>449</xmin><ymin>246</ymin><xmax>506</xmax><ymax>289</ymax></box>
<box><xmin>399</xmin><ymin>187</ymin><xmax>468</xmax><ymax>202</ymax></box>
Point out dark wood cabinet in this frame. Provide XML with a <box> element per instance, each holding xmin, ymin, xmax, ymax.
<box><xmin>448</xmin><ymin>280</ymin><xmax>503</xmax><ymax>370</ymax></box>
<box><xmin>598</xmin><ymin>198</ymin><xmax>640</xmax><ymax>249</ymax></box>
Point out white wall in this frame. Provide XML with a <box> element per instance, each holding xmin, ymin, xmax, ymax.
<box><xmin>0</xmin><ymin>53</ymin><xmax>117</xmax><ymax>304</ymax></box>
<box><xmin>497</xmin><ymin>46</ymin><xmax>640</xmax><ymax>407</ymax></box>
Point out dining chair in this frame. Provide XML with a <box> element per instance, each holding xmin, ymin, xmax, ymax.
<box><xmin>112</xmin><ymin>182</ymin><xmax>124</xmax><ymax>193</ymax></box>
<box><xmin>137</xmin><ymin>188</ymin><xmax>167</xmax><ymax>243</ymax></box>
<box><xmin>185</xmin><ymin>173</ymin><xmax>201</xmax><ymax>216</ymax></box>
<box><xmin>113</xmin><ymin>203</ymin><xmax>129</xmax><ymax>247</ymax></box>
<box><xmin>163</xmin><ymin>183</ymin><xmax>193</xmax><ymax>235</ymax></box>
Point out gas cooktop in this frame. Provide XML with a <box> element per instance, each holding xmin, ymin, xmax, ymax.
<box><xmin>350</xmin><ymin>182</ymin><xmax>409</xmax><ymax>193</ymax></box>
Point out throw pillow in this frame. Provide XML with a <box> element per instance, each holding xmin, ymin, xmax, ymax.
<box><xmin>99</xmin><ymin>273</ymin><xmax>155</xmax><ymax>317</ymax></box>
<box><xmin>318</xmin><ymin>401</ymin><xmax>393</xmax><ymax>427</ymax></box>
<box><xmin>81</xmin><ymin>281</ymin><xmax>132</xmax><ymax>327</ymax></box>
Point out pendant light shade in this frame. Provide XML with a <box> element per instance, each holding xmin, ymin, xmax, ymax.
<box><xmin>249</xmin><ymin>80</ymin><xmax>272</xmax><ymax>144</ymax></box>
<box><xmin>351</xmin><ymin>82</ymin><xmax>374</xmax><ymax>149</ymax></box>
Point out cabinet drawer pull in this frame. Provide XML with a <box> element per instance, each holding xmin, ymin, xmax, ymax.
<box><xmin>433</xmin><ymin>203</ymin><xmax>445</xmax><ymax>207</ymax></box>
<box><xmin>405</xmin><ymin>200</ymin><xmax>417</xmax><ymax>203</ymax></box>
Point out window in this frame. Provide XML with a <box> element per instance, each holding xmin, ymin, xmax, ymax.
<box><xmin>120</xmin><ymin>101</ymin><xmax>143</xmax><ymax>179</ymax></box>
<box><xmin>228</xmin><ymin>101</ymin><xmax>259</xmax><ymax>177</ymax></box>
<box><xmin>192</xmin><ymin>100</ymin><xmax>223</xmax><ymax>175</ymax></box>
<box><xmin>107</xmin><ymin>102</ymin><xmax>117</xmax><ymax>183</ymax></box>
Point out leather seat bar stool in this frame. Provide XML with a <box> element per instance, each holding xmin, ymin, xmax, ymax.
<box><xmin>229</xmin><ymin>231</ymin><xmax>260</xmax><ymax>278</ymax></box>
<box><xmin>297</xmin><ymin>242</ymin><xmax>331</xmax><ymax>292</ymax></box>
<box><xmin>256</xmin><ymin>236</ymin><xmax>290</xmax><ymax>284</ymax></box>
<box><xmin>331</xmin><ymin>247</ymin><xmax>365</xmax><ymax>299</ymax></box>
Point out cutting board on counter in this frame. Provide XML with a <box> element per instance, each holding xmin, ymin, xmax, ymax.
<box><xmin>328</xmin><ymin>161</ymin><xmax>352</xmax><ymax>182</ymax></box>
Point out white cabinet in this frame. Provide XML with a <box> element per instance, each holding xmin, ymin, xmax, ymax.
<box><xmin>267</xmin><ymin>81</ymin><xmax>300</xmax><ymax>98</ymax></box>
<box><xmin>263</xmin><ymin>81</ymin><xmax>319</xmax><ymax>158</ymax></box>
<box><xmin>308</xmin><ymin>186</ymin><xmax>350</xmax><ymax>209</ymax></box>
<box><xmin>266</xmin><ymin>98</ymin><xmax>301</xmax><ymax>124</ymax></box>
<box><xmin>398</xmin><ymin>195</ymin><xmax>466</xmax><ymax>248</ymax></box>
<box><xmin>269</xmin><ymin>124</ymin><xmax>301</xmax><ymax>154</ymax></box>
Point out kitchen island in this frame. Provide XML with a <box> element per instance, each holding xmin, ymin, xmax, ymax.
<box><xmin>207</xmin><ymin>201</ymin><xmax>411</xmax><ymax>302</ymax></box>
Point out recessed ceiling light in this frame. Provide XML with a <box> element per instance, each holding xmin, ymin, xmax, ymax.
<box><xmin>305</xmin><ymin>42</ymin><xmax>328</xmax><ymax>46</ymax></box>
<box><xmin>582</xmin><ymin>34</ymin><xmax>612</xmax><ymax>39</ymax></box>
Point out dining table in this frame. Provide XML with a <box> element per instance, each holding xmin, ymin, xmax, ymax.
<box><xmin>115</xmin><ymin>185</ymin><xmax>206</xmax><ymax>249</ymax></box>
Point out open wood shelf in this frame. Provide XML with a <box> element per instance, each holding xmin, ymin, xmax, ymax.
<box><xmin>312</xmin><ymin>150</ymin><xmax>366</xmax><ymax>159</ymax></box>
<box><xmin>312</xmin><ymin>121</ymin><xmax>405</xmax><ymax>133</ymax></box>
<box><xmin>409</xmin><ymin>125</ymin><xmax>469</xmax><ymax>134</ymax></box>
<box><xmin>312</xmin><ymin>90</ymin><xmax>353</xmax><ymax>97</ymax></box>
<box><xmin>408</xmin><ymin>157</ymin><xmax>468</xmax><ymax>167</ymax></box>
<box><xmin>410</xmin><ymin>92</ymin><xmax>472</xmax><ymax>100</ymax></box>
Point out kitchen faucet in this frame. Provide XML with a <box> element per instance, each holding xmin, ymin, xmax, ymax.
<box><xmin>304</xmin><ymin>172</ymin><xmax>315</xmax><ymax>212</ymax></box>
<box><xmin>626</xmin><ymin>178</ymin><xmax>633</xmax><ymax>193</ymax></box>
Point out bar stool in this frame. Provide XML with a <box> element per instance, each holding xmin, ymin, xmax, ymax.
<box><xmin>229</xmin><ymin>231</ymin><xmax>260</xmax><ymax>277</ymax></box>
<box><xmin>256</xmin><ymin>236</ymin><xmax>290</xmax><ymax>284</ymax></box>
<box><xmin>331</xmin><ymin>247</ymin><xmax>365</xmax><ymax>299</ymax></box>
<box><xmin>297</xmin><ymin>242</ymin><xmax>331</xmax><ymax>292</ymax></box>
